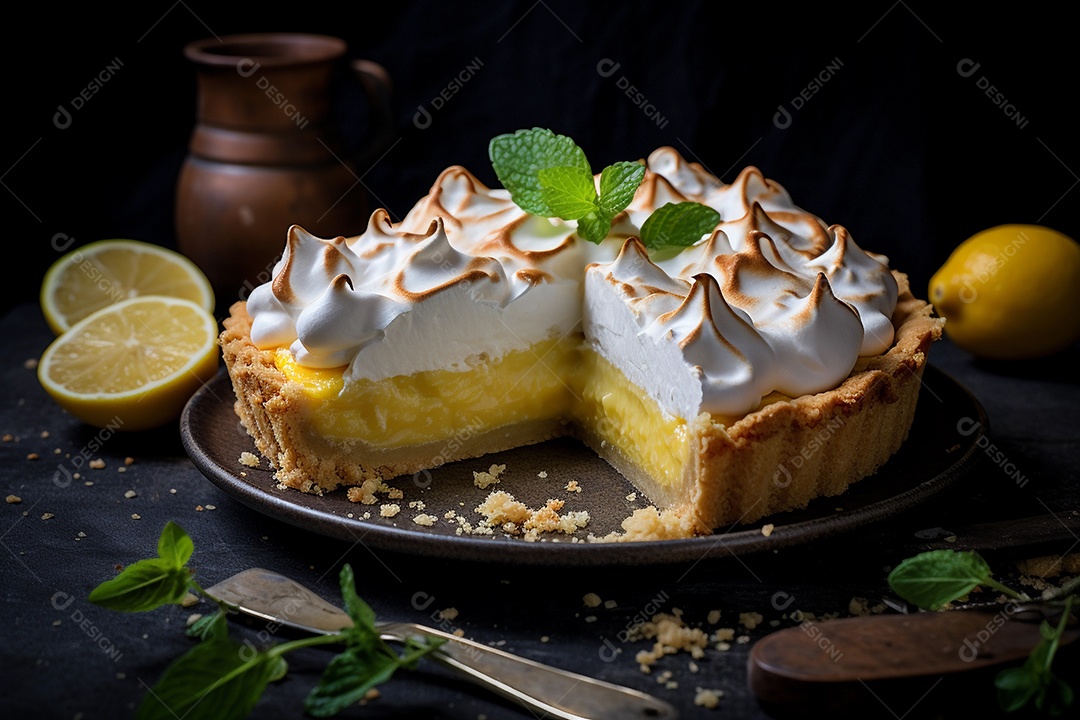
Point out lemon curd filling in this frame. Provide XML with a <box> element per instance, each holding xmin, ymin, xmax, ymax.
<box><xmin>274</xmin><ymin>338</ymin><xmax>579</xmax><ymax>449</ymax></box>
<box><xmin>274</xmin><ymin>337</ymin><xmax>703</xmax><ymax>491</ymax></box>
<box><xmin>572</xmin><ymin>350</ymin><xmax>689</xmax><ymax>490</ymax></box>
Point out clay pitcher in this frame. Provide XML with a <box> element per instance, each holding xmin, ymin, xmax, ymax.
<box><xmin>176</xmin><ymin>33</ymin><xmax>392</xmax><ymax>305</ymax></box>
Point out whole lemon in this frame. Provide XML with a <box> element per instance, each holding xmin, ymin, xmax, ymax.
<box><xmin>928</xmin><ymin>224</ymin><xmax>1080</xmax><ymax>359</ymax></box>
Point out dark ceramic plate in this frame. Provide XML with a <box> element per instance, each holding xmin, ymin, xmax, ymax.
<box><xmin>181</xmin><ymin>366</ymin><xmax>987</xmax><ymax>566</ymax></box>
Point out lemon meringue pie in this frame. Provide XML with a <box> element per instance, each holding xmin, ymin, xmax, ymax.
<box><xmin>220</xmin><ymin>147</ymin><xmax>943</xmax><ymax>537</ymax></box>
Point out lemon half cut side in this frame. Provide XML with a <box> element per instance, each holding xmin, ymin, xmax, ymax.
<box><xmin>40</xmin><ymin>239</ymin><xmax>215</xmax><ymax>335</ymax></box>
<box><xmin>38</xmin><ymin>295</ymin><xmax>220</xmax><ymax>431</ymax></box>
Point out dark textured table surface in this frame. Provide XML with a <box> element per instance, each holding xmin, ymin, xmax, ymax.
<box><xmin>2</xmin><ymin>299</ymin><xmax>1077</xmax><ymax>720</ymax></box>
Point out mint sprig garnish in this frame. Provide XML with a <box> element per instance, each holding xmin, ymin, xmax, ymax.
<box><xmin>488</xmin><ymin>127</ymin><xmax>590</xmax><ymax>216</ymax></box>
<box><xmin>887</xmin><ymin>549</ymin><xmax>1077</xmax><ymax>715</ymax></box>
<box><xmin>89</xmin><ymin>522</ymin><xmax>445</xmax><ymax>720</ymax></box>
<box><xmin>490</xmin><ymin>127</ymin><xmax>645</xmax><ymax>244</ymax></box>
<box><xmin>639</xmin><ymin>201</ymin><xmax>721</xmax><ymax>253</ymax></box>
<box><xmin>489</xmin><ymin>128</ymin><xmax>721</xmax><ymax>248</ymax></box>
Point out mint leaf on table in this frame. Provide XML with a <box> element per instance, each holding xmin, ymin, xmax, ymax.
<box><xmin>886</xmin><ymin>549</ymin><xmax>1016</xmax><ymax>611</ymax></box>
<box><xmin>337</xmin><ymin>562</ymin><xmax>381</xmax><ymax>647</ymax></box>
<box><xmin>640</xmin><ymin>201</ymin><xmax>721</xmax><ymax>253</ymax></box>
<box><xmin>136</xmin><ymin>634</ymin><xmax>288</xmax><ymax>720</ymax></box>
<box><xmin>186</xmin><ymin>609</ymin><xmax>228</xmax><ymax>640</ymax></box>
<box><xmin>157</xmin><ymin>519</ymin><xmax>195</xmax><ymax>567</ymax></box>
<box><xmin>91</xmin><ymin>524</ymin><xmax>450</xmax><ymax>719</ymax></box>
<box><xmin>306</xmin><ymin>564</ymin><xmax>445</xmax><ymax>717</ymax></box>
<box><xmin>995</xmin><ymin>595</ymin><xmax>1075</xmax><ymax>715</ymax></box>
<box><xmin>306</xmin><ymin>647</ymin><xmax>402</xmax><ymax>717</ymax></box>
<box><xmin>89</xmin><ymin>521</ymin><xmax>195</xmax><ymax>612</ymax></box>
<box><xmin>886</xmin><ymin>549</ymin><xmax>1075</xmax><ymax>716</ymax></box>
<box><xmin>489</xmin><ymin>127</ymin><xmax>645</xmax><ymax>244</ymax></box>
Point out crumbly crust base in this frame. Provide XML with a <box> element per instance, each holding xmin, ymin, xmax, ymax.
<box><xmin>220</xmin><ymin>270</ymin><xmax>943</xmax><ymax>538</ymax></box>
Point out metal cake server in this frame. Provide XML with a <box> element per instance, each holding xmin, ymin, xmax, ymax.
<box><xmin>204</xmin><ymin>568</ymin><xmax>677</xmax><ymax>720</ymax></box>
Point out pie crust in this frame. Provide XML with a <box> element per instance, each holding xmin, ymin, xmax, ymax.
<box><xmin>220</xmin><ymin>268</ymin><xmax>942</xmax><ymax>538</ymax></box>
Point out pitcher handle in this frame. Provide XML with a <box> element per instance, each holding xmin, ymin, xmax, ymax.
<box><xmin>351</xmin><ymin>59</ymin><xmax>395</xmax><ymax>171</ymax></box>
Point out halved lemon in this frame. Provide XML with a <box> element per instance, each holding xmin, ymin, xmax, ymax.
<box><xmin>38</xmin><ymin>296</ymin><xmax>220</xmax><ymax>431</ymax></box>
<box><xmin>40</xmin><ymin>239</ymin><xmax>215</xmax><ymax>335</ymax></box>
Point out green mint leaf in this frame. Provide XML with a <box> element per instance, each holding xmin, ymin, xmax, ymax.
<box><xmin>995</xmin><ymin>666</ymin><xmax>1039</xmax><ymax>712</ymax></box>
<box><xmin>995</xmin><ymin>595</ymin><xmax>1074</xmax><ymax>714</ymax></box>
<box><xmin>338</xmin><ymin>564</ymin><xmax>379</xmax><ymax>644</ymax></box>
<box><xmin>186</xmin><ymin>609</ymin><xmax>228</xmax><ymax>640</ymax></box>
<box><xmin>538</xmin><ymin>165</ymin><xmax>599</xmax><ymax>220</ymax></box>
<box><xmin>305</xmin><ymin>646</ymin><xmax>401</xmax><ymax>717</ymax></box>
<box><xmin>597</xmin><ymin>161</ymin><xmax>646</xmax><ymax>216</ymax></box>
<box><xmin>639</xmin><ymin>202</ymin><xmax>721</xmax><ymax>251</ymax></box>
<box><xmin>489</xmin><ymin>128</ymin><xmax>590</xmax><ymax>216</ymax></box>
<box><xmin>157</xmin><ymin>520</ymin><xmax>194</xmax><ymax>569</ymax></box>
<box><xmin>577</xmin><ymin>209</ymin><xmax>616</xmax><ymax>245</ymax></box>
<box><xmin>136</xmin><ymin>636</ymin><xmax>284</xmax><ymax>720</ymax></box>
<box><xmin>88</xmin><ymin>557</ymin><xmax>191</xmax><ymax>612</ymax></box>
<box><xmin>886</xmin><ymin>549</ymin><xmax>993</xmax><ymax>610</ymax></box>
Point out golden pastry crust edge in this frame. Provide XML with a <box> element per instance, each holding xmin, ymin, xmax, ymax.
<box><xmin>219</xmin><ymin>269</ymin><xmax>944</xmax><ymax>537</ymax></box>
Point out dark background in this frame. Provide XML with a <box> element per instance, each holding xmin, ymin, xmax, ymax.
<box><xmin>4</xmin><ymin>2</ymin><xmax>1075</xmax><ymax>318</ymax></box>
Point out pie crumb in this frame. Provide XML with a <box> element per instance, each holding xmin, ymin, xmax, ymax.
<box><xmin>412</xmin><ymin>513</ymin><xmax>437</xmax><ymax>526</ymax></box>
<box><xmin>761</xmin><ymin>523</ymin><xmax>774</xmax><ymax>537</ymax></box>
<box><xmin>739</xmin><ymin>612</ymin><xmax>763</xmax><ymax>630</ymax></box>
<box><xmin>473</xmin><ymin>463</ymin><xmax>506</xmax><ymax>489</ymax></box>
<box><xmin>582</xmin><ymin>593</ymin><xmax>602</xmax><ymax>608</ymax></box>
<box><xmin>694</xmin><ymin>688</ymin><xmax>724</xmax><ymax>709</ymax></box>
<box><xmin>380</xmin><ymin>504</ymin><xmax>401</xmax><ymax>518</ymax></box>
<box><xmin>6</xmin><ymin>495</ymin><xmax>21</xmax><ymax>504</ymax></box>
<box><xmin>239</xmin><ymin>452</ymin><xmax>259</xmax><ymax>468</ymax></box>
<box><xmin>565</xmin><ymin>480</ymin><xmax>581</xmax><ymax>493</ymax></box>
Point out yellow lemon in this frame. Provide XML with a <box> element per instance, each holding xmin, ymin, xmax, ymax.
<box><xmin>40</xmin><ymin>239</ymin><xmax>215</xmax><ymax>335</ymax></box>
<box><xmin>38</xmin><ymin>296</ymin><xmax>220</xmax><ymax>431</ymax></box>
<box><xmin>928</xmin><ymin>224</ymin><xmax>1080</xmax><ymax>359</ymax></box>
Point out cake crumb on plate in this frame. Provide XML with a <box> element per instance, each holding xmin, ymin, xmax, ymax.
<box><xmin>473</xmin><ymin>463</ymin><xmax>506</xmax><ymax>489</ymax></box>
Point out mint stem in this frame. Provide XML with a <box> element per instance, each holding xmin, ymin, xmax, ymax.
<box><xmin>983</xmin><ymin>577</ymin><xmax>1029</xmax><ymax>602</ymax></box>
<box><xmin>1045</xmin><ymin>573</ymin><xmax>1080</xmax><ymax>602</ymax></box>
<box><xmin>267</xmin><ymin>633</ymin><xmax>343</xmax><ymax>659</ymax></box>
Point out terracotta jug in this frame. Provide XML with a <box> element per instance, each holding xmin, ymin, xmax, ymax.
<box><xmin>176</xmin><ymin>33</ymin><xmax>392</xmax><ymax>305</ymax></box>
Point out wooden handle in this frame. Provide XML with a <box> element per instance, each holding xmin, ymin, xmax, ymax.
<box><xmin>748</xmin><ymin>609</ymin><xmax>1078</xmax><ymax>714</ymax></box>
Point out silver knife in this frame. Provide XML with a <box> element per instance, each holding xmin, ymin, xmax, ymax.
<box><xmin>204</xmin><ymin>568</ymin><xmax>677</xmax><ymax>720</ymax></box>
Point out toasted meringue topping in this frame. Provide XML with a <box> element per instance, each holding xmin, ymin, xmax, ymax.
<box><xmin>247</xmin><ymin>146</ymin><xmax>900</xmax><ymax>416</ymax></box>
